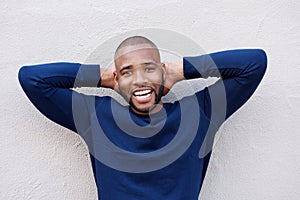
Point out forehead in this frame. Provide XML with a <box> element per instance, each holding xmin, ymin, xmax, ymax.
<box><xmin>115</xmin><ymin>44</ymin><xmax>160</xmax><ymax>70</ymax></box>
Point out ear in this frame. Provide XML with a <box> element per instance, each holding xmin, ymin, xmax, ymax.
<box><xmin>161</xmin><ymin>62</ymin><xmax>166</xmax><ymax>80</ymax></box>
<box><xmin>113</xmin><ymin>71</ymin><xmax>120</xmax><ymax>92</ymax></box>
<box><xmin>113</xmin><ymin>71</ymin><xmax>118</xmax><ymax>82</ymax></box>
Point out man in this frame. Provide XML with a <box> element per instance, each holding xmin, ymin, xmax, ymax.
<box><xmin>18</xmin><ymin>36</ymin><xmax>267</xmax><ymax>199</ymax></box>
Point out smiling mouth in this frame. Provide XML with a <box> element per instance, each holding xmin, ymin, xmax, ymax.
<box><xmin>131</xmin><ymin>89</ymin><xmax>155</xmax><ymax>102</ymax></box>
<box><xmin>133</xmin><ymin>89</ymin><xmax>152</xmax><ymax>98</ymax></box>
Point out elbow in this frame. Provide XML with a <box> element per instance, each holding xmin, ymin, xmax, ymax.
<box><xmin>18</xmin><ymin>65</ymin><xmax>35</xmax><ymax>91</ymax></box>
<box><xmin>256</xmin><ymin>49</ymin><xmax>268</xmax><ymax>71</ymax></box>
<box><xmin>252</xmin><ymin>49</ymin><xmax>268</xmax><ymax>79</ymax></box>
<box><xmin>18</xmin><ymin>66</ymin><xmax>29</xmax><ymax>86</ymax></box>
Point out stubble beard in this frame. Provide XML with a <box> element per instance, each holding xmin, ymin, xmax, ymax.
<box><xmin>119</xmin><ymin>79</ymin><xmax>165</xmax><ymax>114</ymax></box>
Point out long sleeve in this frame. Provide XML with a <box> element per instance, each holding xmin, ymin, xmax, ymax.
<box><xmin>183</xmin><ymin>49</ymin><xmax>267</xmax><ymax>124</ymax></box>
<box><xmin>18</xmin><ymin>62</ymin><xmax>101</xmax><ymax>132</ymax></box>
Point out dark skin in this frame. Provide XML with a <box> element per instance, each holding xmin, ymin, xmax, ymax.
<box><xmin>100</xmin><ymin>43</ymin><xmax>184</xmax><ymax>115</ymax></box>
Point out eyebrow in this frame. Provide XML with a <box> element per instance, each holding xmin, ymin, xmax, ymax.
<box><xmin>119</xmin><ymin>65</ymin><xmax>133</xmax><ymax>73</ymax></box>
<box><xmin>119</xmin><ymin>62</ymin><xmax>156</xmax><ymax>73</ymax></box>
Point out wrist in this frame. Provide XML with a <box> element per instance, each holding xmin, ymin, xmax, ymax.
<box><xmin>176</xmin><ymin>60</ymin><xmax>184</xmax><ymax>81</ymax></box>
<box><xmin>100</xmin><ymin>67</ymin><xmax>115</xmax><ymax>89</ymax></box>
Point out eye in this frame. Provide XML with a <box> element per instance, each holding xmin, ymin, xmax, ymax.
<box><xmin>145</xmin><ymin>64</ymin><xmax>156</xmax><ymax>72</ymax></box>
<box><xmin>122</xmin><ymin>70</ymin><xmax>133</xmax><ymax>76</ymax></box>
<box><xmin>145</xmin><ymin>67</ymin><xmax>154</xmax><ymax>72</ymax></box>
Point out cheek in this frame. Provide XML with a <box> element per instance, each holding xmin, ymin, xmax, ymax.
<box><xmin>118</xmin><ymin>78</ymin><xmax>131</xmax><ymax>93</ymax></box>
<box><xmin>149</xmin><ymin>73</ymin><xmax>164</xmax><ymax>85</ymax></box>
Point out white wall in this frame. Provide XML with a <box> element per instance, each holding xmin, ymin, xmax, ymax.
<box><xmin>1</xmin><ymin>0</ymin><xmax>300</xmax><ymax>199</ymax></box>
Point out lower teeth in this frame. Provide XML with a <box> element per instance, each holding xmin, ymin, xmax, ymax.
<box><xmin>137</xmin><ymin>93</ymin><xmax>151</xmax><ymax>99</ymax></box>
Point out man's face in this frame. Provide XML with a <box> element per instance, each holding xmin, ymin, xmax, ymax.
<box><xmin>114</xmin><ymin>44</ymin><xmax>165</xmax><ymax>115</ymax></box>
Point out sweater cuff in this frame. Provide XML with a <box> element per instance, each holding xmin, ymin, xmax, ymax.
<box><xmin>183</xmin><ymin>56</ymin><xmax>202</xmax><ymax>79</ymax></box>
<box><xmin>75</xmin><ymin>64</ymin><xmax>101</xmax><ymax>87</ymax></box>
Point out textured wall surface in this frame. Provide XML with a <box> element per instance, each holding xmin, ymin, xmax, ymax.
<box><xmin>1</xmin><ymin>0</ymin><xmax>300</xmax><ymax>199</ymax></box>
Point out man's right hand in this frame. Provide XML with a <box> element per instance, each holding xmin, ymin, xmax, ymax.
<box><xmin>100</xmin><ymin>67</ymin><xmax>116</xmax><ymax>90</ymax></box>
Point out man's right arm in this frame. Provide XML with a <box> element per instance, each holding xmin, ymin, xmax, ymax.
<box><xmin>18</xmin><ymin>62</ymin><xmax>107</xmax><ymax>133</ymax></box>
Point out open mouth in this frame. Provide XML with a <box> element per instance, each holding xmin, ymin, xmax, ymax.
<box><xmin>132</xmin><ymin>89</ymin><xmax>153</xmax><ymax>101</ymax></box>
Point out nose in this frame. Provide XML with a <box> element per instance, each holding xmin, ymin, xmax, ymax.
<box><xmin>132</xmin><ymin>69</ymin><xmax>148</xmax><ymax>86</ymax></box>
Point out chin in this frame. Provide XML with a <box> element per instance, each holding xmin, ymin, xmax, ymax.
<box><xmin>131</xmin><ymin>103</ymin><xmax>154</xmax><ymax>114</ymax></box>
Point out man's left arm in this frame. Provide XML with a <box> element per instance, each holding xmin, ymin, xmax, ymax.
<box><xmin>182</xmin><ymin>49</ymin><xmax>267</xmax><ymax>124</ymax></box>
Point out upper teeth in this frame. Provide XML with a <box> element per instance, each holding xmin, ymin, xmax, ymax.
<box><xmin>134</xmin><ymin>89</ymin><xmax>151</xmax><ymax>96</ymax></box>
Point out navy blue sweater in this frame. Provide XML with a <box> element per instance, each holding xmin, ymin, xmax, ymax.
<box><xmin>18</xmin><ymin>49</ymin><xmax>267</xmax><ymax>200</ymax></box>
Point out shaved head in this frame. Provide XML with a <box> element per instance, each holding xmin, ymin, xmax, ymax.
<box><xmin>114</xmin><ymin>36</ymin><xmax>160</xmax><ymax>63</ymax></box>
